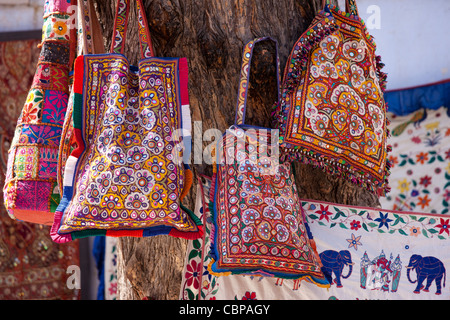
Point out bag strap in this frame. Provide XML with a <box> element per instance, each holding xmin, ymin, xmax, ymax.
<box><xmin>110</xmin><ymin>0</ymin><xmax>155</xmax><ymax>58</ymax></box>
<box><xmin>345</xmin><ymin>0</ymin><xmax>359</xmax><ymax>16</ymax></box>
<box><xmin>234</xmin><ymin>37</ymin><xmax>280</xmax><ymax>126</ymax></box>
<box><xmin>321</xmin><ymin>0</ymin><xmax>359</xmax><ymax>16</ymax></box>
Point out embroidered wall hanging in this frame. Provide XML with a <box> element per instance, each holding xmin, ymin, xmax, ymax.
<box><xmin>182</xmin><ymin>187</ymin><xmax>450</xmax><ymax>300</ymax></box>
<box><xmin>273</xmin><ymin>0</ymin><xmax>390</xmax><ymax>195</ymax></box>
<box><xmin>51</xmin><ymin>0</ymin><xmax>201</xmax><ymax>243</ymax></box>
<box><xmin>380</xmin><ymin>106</ymin><xmax>450</xmax><ymax>215</ymax></box>
<box><xmin>57</xmin><ymin>0</ymin><xmax>105</xmax><ymax>201</ymax></box>
<box><xmin>209</xmin><ymin>37</ymin><xmax>328</xmax><ymax>285</ymax></box>
<box><xmin>3</xmin><ymin>0</ymin><xmax>77</xmax><ymax>225</ymax></box>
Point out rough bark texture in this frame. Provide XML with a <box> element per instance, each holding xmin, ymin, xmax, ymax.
<box><xmin>93</xmin><ymin>0</ymin><xmax>380</xmax><ymax>300</ymax></box>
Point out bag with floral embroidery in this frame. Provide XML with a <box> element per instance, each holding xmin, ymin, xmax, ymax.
<box><xmin>3</xmin><ymin>0</ymin><xmax>77</xmax><ymax>225</ymax></box>
<box><xmin>51</xmin><ymin>0</ymin><xmax>201</xmax><ymax>243</ymax></box>
<box><xmin>208</xmin><ymin>37</ymin><xmax>329</xmax><ymax>285</ymax></box>
<box><xmin>273</xmin><ymin>0</ymin><xmax>391</xmax><ymax>196</ymax></box>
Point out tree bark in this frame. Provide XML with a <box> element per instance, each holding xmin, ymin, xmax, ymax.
<box><xmin>93</xmin><ymin>0</ymin><xmax>379</xmax><ymax>300</ymax></box>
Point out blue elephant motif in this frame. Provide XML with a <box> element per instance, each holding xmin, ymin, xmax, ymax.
<box><xmin>406</xmin><ymin>254</ymin><xmax>446</xmax><ymax>295</ymax></box>
<box><xmin>319</xmin><ymin>250</ymin><xmax>354</xmax><ymax>287</ymax></box>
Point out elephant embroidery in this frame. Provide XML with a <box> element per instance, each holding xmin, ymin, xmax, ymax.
<box><xmin>319</xmin><ymin>250</ymin><xmax>354</xmax><ymax>287</ymax></box>
<box><xmin>406</xmin><ymin>254</ymin><xmax>446</xmax><ymax>295</ymax></box>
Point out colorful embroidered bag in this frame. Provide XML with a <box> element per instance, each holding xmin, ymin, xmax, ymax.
<box><xmin>51</xmin><ymin>0</ymin><xmax>201</xmax><ymax>243</ymax></box>
<box><xmin>3</xmin><ymin>0</ymin><xmax>77</xmax><ymax>225</ymax></box>
<box><xmin>209</xmin><ymin>37</ymin><xmax>329</xmax><ymax>285</ymax></box>
<box><xmin>273</xmin><ymin>0</ymin><xmax>391</xmax><ymax>195</ymax></box>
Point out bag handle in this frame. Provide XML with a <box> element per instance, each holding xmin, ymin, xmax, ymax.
<box><xmin>234</xmin><ymin>37</ymin><xmax>280</xmax><ymax>126</ymax></box>
<box><xmin>78</xmin><ymin>0</ymin><xmax>105</xmax><ymax>55</ymax></box>
<box><xmin>321</xmin><ymin>0</ymin><xmax>359</xmax><ymax>16</ymax></box>
<box><xmin>110</xmin><ymin>0</ymin><xmax>155</xmax><ymax>58</ymax></box>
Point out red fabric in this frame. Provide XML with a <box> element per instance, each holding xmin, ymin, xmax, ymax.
<box><xmin>106</xmin><ymin>229</ymin><xmax>144</xmax><ymax>237</ymax></box>
<box><xmin>178</xmin><ymin>57</ymin><xmax>190</xmax><ymax>106</ymax></box>
<box><xmin>170</xmin><ymin>225</ymin><xmax>204</xmax><ymax>240</ymax></box>
<box><xmin>73</xmin><ymin>56</ymin><xmax>85</xmax><ymax>94</ymax></box>
<box><xmin>70</xmin><ymin>128</ymin><xmax>85</xmax><ymax>158</ymax></box>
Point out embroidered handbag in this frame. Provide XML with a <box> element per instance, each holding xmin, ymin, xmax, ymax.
<box><xmin>51</xmin><ymin>0</ymin><xmax>201</xmax><ymax>243</ymax></box>
<box><xmin>209</xmin><ymin>37</ymin><xmax>329</xmax><ymax>285</ymax></box>
<box><xmin>273</xmin><ymin>0</ymin><xmax>391</xmax><ymax>195</ymax></box>
<box><xmin>2</xmin><ymin>0</ymin><xmax>77</xmax><ymax>225</ymax></box>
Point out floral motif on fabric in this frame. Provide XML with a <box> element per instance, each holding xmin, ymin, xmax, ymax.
<box><xmin>42</xmin><ymin>14</ymin><xmax>71</xmax><ymax>41</ymax></box>
<box><xmin>211</xmin><ymin>127</ymin><xmax>327</xmax><ymax>282</ymax></box>
<box><xmin>277</xmin><ymin>6</ymin><xmax>389</xmax><ymax>194</ymax></box>
<box><xmin>180</xmin><ymin>178</ymin><xmax>219</xmax><ymax>300</ymax></box>
<box><xmin>181</xmin><ymin>188</ymin><xmax>450</xmax><ymax>300</ymax></box>
<box><xmin>38</xmin><ymin>147</ymin><xmax>59</xmax><ymax>179</ymax></box>
<box><xmin>19</xmin><ymin>124</ymin><xmax>62</xmax><ymax>148</ymax></box>
<box><xmin>21</xmin><ymin>89</ymin><xmax>44</xmax><ymax>124</ymax></box>
<box><xmin>42</xmin><ymin>90</ymin><xmax>68</xmax><ymax>125</ymax></box>
<box><xmin>58</xmin><ymin>55</ymin><xmax>197</xmax><ymax>234</ymax></box>
<box><xmin>14</xmin><ymin>146</ymin><xmax>39</xmax><ymax>179</ymax></box>
<box><xmin>380</xmin><ymin>107</ymin><xmax>450</xmax><ymax>215</ymax></box>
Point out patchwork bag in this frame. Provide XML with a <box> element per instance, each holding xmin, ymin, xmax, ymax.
<box><xmin>209</xmin><ymin>37</ymin><xmax>329</xmax><ymax>285</ymax></box>
<box><xmin>3</xmin><ymin>0</ymin><xmax>77</xmax><ymax>225</ymax></box>
<box><xmin>51</xmin><ymin>0</ymin><xmax>201</xmax><ymax>243</ymax></box>
<box><xmin>273</xmin><ymin>0</ymin><xmax>391</xmax><ymax>195</ymax></box>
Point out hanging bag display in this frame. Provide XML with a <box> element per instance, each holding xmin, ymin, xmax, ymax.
<box><xmin>57</xmin><ymin>0</ymin><xmax>105</xmax><ymax>200</ymax></box>
<box><xmin>273</xmin><ymin>0</ymin><xmax>391</xmax><ymax>195</ymax></box>
<box><xmin>209</xmin><ymin>37</ymin><xmax>329</xmax><ymax>285</ymax></box>
<box><xmin>3</xmin><ymin>0</ymin><xmax>78</xmax><ymax>225</ymax></box>
<box><xmin>51</xmin><ymin>0</ymin><xmax>201</xmax><ymax>243</ymax></box>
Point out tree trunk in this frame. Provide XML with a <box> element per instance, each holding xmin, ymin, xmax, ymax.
<box><xmin>93</xmin><ymin>0</ymin><xmax>379</xmax><ymax>300</ymax></box>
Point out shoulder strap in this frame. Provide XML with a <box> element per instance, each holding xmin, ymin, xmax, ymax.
<box><xmin>110</xmin><ymin>0</ymin><xmax>155</xmax><ymax>58</ymax></box>
<box><xmin>345</xmin><ymin>0</ymin><xmax>359</xmax><ymax>16</ymax></box>
<box><xmin>234</xmin><ymin>37</ymin><xmax>280</xmax><ymax>126</ymax></box>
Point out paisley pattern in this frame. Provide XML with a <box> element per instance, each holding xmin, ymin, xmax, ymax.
<box><xmin>274</xmin><ymin>3</ymin><xmax>390</xmax><ymax>195</ymax></box>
